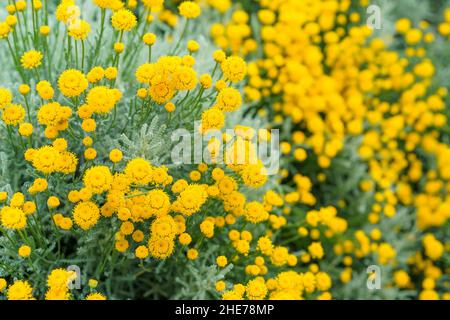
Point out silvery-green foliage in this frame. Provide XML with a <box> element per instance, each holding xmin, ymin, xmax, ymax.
<box><xmin>116</xmin><ymin>117</ymin><xmax>169</xmax><ymax>165</ymax></box>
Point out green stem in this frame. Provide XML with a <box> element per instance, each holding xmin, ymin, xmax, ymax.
<box><xmin>170</xmin><ymin>19</ymin><xmax>189</xmax><ymax>55</ymax></box>
<box><xmin>92</xmin><ymin>8</ymin><xmax>106</xmax><ymax>67</ymax></box>
<box><xmin>81</xmin><ymin>39</ymin><xmax>85</xmax><ymax>69</ymax></box>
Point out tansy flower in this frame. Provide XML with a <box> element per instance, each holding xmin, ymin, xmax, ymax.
<box><xmin>0</xmin><ymin>206</ymin><xmax>27</xmax><ymax>230</ymax></box>
<box><xmin>20</xmin><ymin>50</ymin><xmax>43</xmax><ymax>69</ymax></box>
<box><xmin>241</xmin><ymin>164</ymin><xmax>268</xmax><ymax>188</ymax></box>
<box><xmin>0</xmin><ymin>87</ymin><xmax>12</xmax><ymax>109</ymax></box>
<box><xmin>109</xmin><ymin>149</ymin><xmax>123</xmax><ymax>163</ymax></box>
<box><xmin>2</xmin><ymin>104</ymin><xmax>25</xmax><ymax>126</ymax></box>
<box><xmin>86</xmin><ymin>86</ymin><xmax>120</xmax><ymax>114</ymax></box>
<box><xmin>111</xmin><ymin>9</ymin><xmax>137</xmax><ymax>31</ymax></box>
<box><xmin>58</xmin><ymin>69</ymin><xmax>88</xmax><ymax>97</ymax></box>
<box><xmin>36</xmin><ymin>81</ymin><xmax>54</xmax><ymax>100</ymax></box>
<box><xmin>93</xmin><ymin>0</ymin><xmax>113</xmax><ymax>9</ymax></box>
<box><xmin>18</xmin><ymin>245</ymin><xmax>31</xmax><ymax>258</ymax></box>
<box><xmin>87</xmin><ymin>66</ymin><xmax>105</xmax><ymax>83</ymax></box>
<box><xmin>73</xmin><ymin>201</ymin><xmax>100</xmax><ymax>230</ymax></box>
<box><xmin>56</xmin><ymin>1</ymin><xmax>78</xmax><ymax>23</ymax></box>
<box><xmin>68</xmin><ymin>19</ymin><xmax>91</xmax><ymax>40</ymax></box>
<box><xmin>149</xmin><ymin>76</ymin><xmax>175</xmax><ymax>104</ymax></box>
<box><xmin>47</xmin><ymin>196</ymin><xmax>61</xmax><ymax>209</ymax></box>
<box><xmin>172</xmin><ymin>184</ymin><xmax>208</xmax><ymax>216</ymax></box>
<box><xmin>245</xmin><ymin>201</ymin><xmax>269</xmax><ymax>223</ymax></box>
<box><xmin>0</xmin><ymin>22</ymin><xmax>11</xmax><ymax>39</ymax></box>
<box><xmin>200</xmin><ymin>108</ymin><xmax>225</xmax><ymax>133</ymax></box>
<box><xmin>246</xmin><ymin>278</ymin><xmax>267</xmax><ymax>300</ymax></box>
<box><xmin>221</xmin><ymin>56</ymin><xmax>247</xmax><ymax>83</ymax></box>
<box><xmin>143</xmin><ymin>33</ymin><xmax>157</xmax><ymax>45</ymax></box>
<box><xmin>0</xmin><ymin>278</ymin><xmax>6</xmax><ymax>292</ymax></box>
<box><xmin>186</xmin><ymin>248</ymin><xmax>198</xmax><ymax>260</ymax></box>
<box><xmin>18</xmin><ymin>84</ymin><xmax>30</xmax><ymax>95</ymax></box>
<box><xmin>105</xmin><ymin>67</ymin><xmax>118</xmax><ymax>80</ymax></box>
<box><xmin>216</xmin><ymin>87</ymin><xmax>242</xmax><ymax>112</ymax></box>
<box><xmin>7</xmin><ymin>281</ymin><xmax>34</xmax><ymax>300</ymax></box>
<box><xmin>40</xmin><ymin>25</ymin><xmax>50</xmax><ymax>35</ymax></box>
<box><xmin>83</xmin><ymin>166</ymin><xmax>113</xmax><ymax>194</ymax></box>
<box><xmin>178</xmin><ymin>232</ymin><xmax>191</xmax><ymax>245</ymax></box>
<box><xmin>85</xmin><ymin>293</ymin><xmax>107</xmax><ymax>300</ymax></box>
<box><xmin>148</xmin><ymin>237</ymin><xmax>175</xmax><ymax>259</ymax></box>
<box><xmin>179</xmin><ymin>1</ymin><xmax>201</xmax><ymax>19</ymax></box>
<box><xmin>173</xmin><ymin>66</ymin><xmax>198</xmax><ymax>90</ymax></box>
<box><xmin>187</xmin><ymin>40</ymin><xmax>200</xmax><ymax>52</ymax></box>
<box><xmin>124</xmin><ymin>158</ymin><xmax>153</xmax><ymax>185</ymax></box>
<box><xmin>135</xmin><ymin>245</ymin><xmax>149</xmax><ymax>259</ymax></box>
<box><xmin>142</xmin><ymin>0</ymin><xmax>164</xmax><ymax>9</ymax></box>
<box><xmin>200</xmin><ymin>219</ymin><xmax>215</xmax><ymax>238</ymax></box>
<box><xmin>145</xmin><ymin>189</ymin><xmax>171</xmax><ymax>218</ymax></box>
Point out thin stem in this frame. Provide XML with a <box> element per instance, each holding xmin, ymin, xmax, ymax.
<box><xmin>92</xmin><ymin>8</ymin><xmax>106</xmax><ymax>67</ymax></box>
<box><xmin>81</xmin><ymin>39</ymin><xmax>85</xmax><ymax>69</ymax></box>
<box><xmin>170</xmin><ymin>19</ymin><xmax>189</xmax><ymax>55</ymax></box>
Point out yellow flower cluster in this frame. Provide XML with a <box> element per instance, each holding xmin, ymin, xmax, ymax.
<box><xmin>0</xmin><ymin>0</ymin><xmax>448</xmax><ymax>302</ymax></box>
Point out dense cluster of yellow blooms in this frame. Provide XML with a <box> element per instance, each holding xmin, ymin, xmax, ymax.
<box><xmin>0</xmin><ymin>0</ymin><xmax>448</xmax><ymax>300</ymax></box>
<box><xmin>210</xmin><ymin>0</ymin><xmax>449</xmax><ymax>300</ymax></box>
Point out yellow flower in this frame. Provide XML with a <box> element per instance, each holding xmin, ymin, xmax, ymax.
<box><xmin>40</xmin><ymin>25</ymin><xmax>50</xmax><ymax>35</ymax></box>
<box><xmin>143</xmin><ymin>33</ymin><xmax>157</xmax><ymax>45</ymax></box>
<box><xmin>86</xmin><ymin>86</ymin><xmax>120</xmax><ymax>114</ymax></box>
<box><xmin>0</xmin><ymin>87</ymin><xmax>12</xmax><ymax>109</ymax></box>
<box><xmin>216</xmin><ymin>255</ymin><xmax>228</xmax><ymax>267</ymax></box>
<box><xmin>216</xmin><ymin>280</ymin><xmax>226</xmax><ymax>292</ymax></box>
<box><xmin>58</xmin><ymin>69</ymin><xmax>88</xmax><ymax>97</ymax></box>
<box><xmin>87</xmin><ymin>66</ymin><xmax>105</xmax><ymax>83</ymax></box>
<box><xmin>36</xmin><ymin>80</ymin><xmax>54</xmax><ymax>100</ymax></box>
<box><xmin>200</xmin><ymin>108</ymin><xmax>225</xmax><ymax>133</ymax></box>
<box><xmin>20</xmin><ymin>50</ymin><xmax>43</xmax><ymax>69</ymax></box>
<box><xmin>56</xmin><ymin>1</ymin><xmax>78</xmax><ymax>23</ymax></box>
<box><xmin>246</xmin><ymin>278</ymin><xmax>267</xmax><ymax>300</ymax></box>
<box><xmin>73</xmin><ymin>201</ymin><xmax>100</xmax><ymax>230</ymax></box>
<box><xmin>93</xmin><ymin>0</ymin><xmax>113</xmax><ymax>9</ymax></box>
<box><xmin>186</xmin><ymin>248</ymin><xmax>198</xmax><ymax>260</ymax></box>
<box><xmin>7</xmin><ymin>280</ymin><xmax>34</xmax><ymax>300</ymax></box>
<box><xmin>47</xmin><ymin>196</ymin><xmax>61</xmax><ymax>209</ymax></box>
<box><xmin>85</xmin><ymin>292</ymin><xmax>107</xmax><ymax>300</ymax></box>
<box><xmin>165</xmin><ymin>102</ymin><xmax>175</xmax><ymax>112</ymax></box>
<box><xmin>135</xmin><ymin>245</ymin><xmax>149</xmax><ymax>259</ymax></box>
<box><xmin>245</xmin><ymin>201</ymin><xmax>269</xmax><ymax>223</ymax></box>
<box><xmin>83</xmin><ymin>166</ymin><xmax>113</xmax><ymax>194</ymax></box>
<box><xmin>172</xmin><ymin>184</ymin><xmax>208</xmax><ymax>216</ymax></box>
<box><xmin>68</xmin><ymin>19</ymin><xmax>91</xmax><ymax>40</ymax></box>
<box><xmin>221</xmin><ymin>56</ymin><xmax>247</xmax><ymax>83</ymax></box>
<box><xmin>111</xmin><ymin>9</ymin><xmax>137</xmax><ymax>31</ymax></box>
<box><xmin>0</xmin><ymin>278</ymin><xmax>6</xmax><ymax>292</ymax></box>
<box><xmin>179</xmin><ymin>1</ymin><xmax>201</xmax><ymax>19</ymax></box>
<box><xmin>18</xmin><ymin>245</ymin><xmax>31</xmax><ymax>258</ymax></box>
<box><xmin>105</xmin><ymin>67</ymin><xmax>118</xmax><ymax>80</ymax></box>
<box><xmin>124</xmin><ymin>158</ymin><xmax>153</xmax><ymax>185</ymax></box>
<box><xmin>148</xmin><ymin>237</ymin><xmax>175</xmax><ymax>259</ymax></box>
<box><xmin>109</xmin><ymin>149</ymin><xmax>123</xmax><ymax>163</ymax></box>
<box><xmin>114</xmin><ymin>42</ymin><xmax>125</xmax><ymax>53</ymax></box>
<box><xmin>149</xmin><ymin>76</ymin><xmax>174</xmax><ymax>104</ymax></box>
<box><xmin>18</xmin><ymin>84</ymin><xmax>30</xmax><ymax>95</ymax></box>
<box><xmin>145</xmin><ymin>189</ymin><xmax>171</xmax><ymax>218</ymax></box>
<box><xmin>0</xmin><ymin>206</ymin><xmax>27</xmax><ymax>230</ymax></box>
<box><xmin>2</xmin><ymin>104</ymin><xmax>25</xmax><ymax>126</ymax></box>
<box><xmin>187</xmin><ymin>40</ymin><xmax>200</xmax><ymax>52</ymax></box>
<box><xmin>216</xmin><ymin>87</ymin><xmax>242</xmax><ymax>112</ymax></box>
<box><xmin>0</xmin><ymin>22</ymin><xmax>11</xmax><ymax>39</ymax></box>
<box><xmin>178</xmin><ymin>232</ymin><xmax>192</xmax><ymax>245</ymax></box>
<box><xmin>200</xmin><ymin>219</ymin><xmax>215</xmax><ymax>238</ymax></box>
<box><xmin>142</xmin><ymin>0</ymin><xmax>164</xmax><ymax>9</ymax></box>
